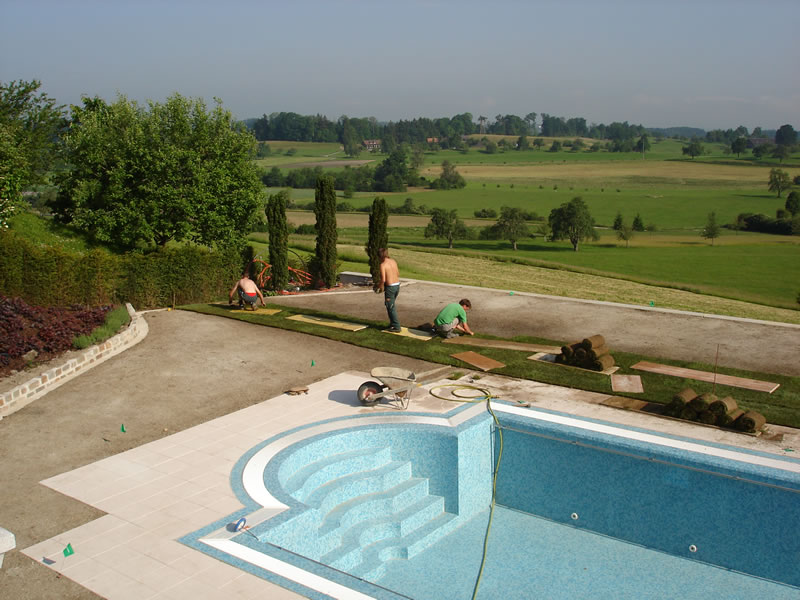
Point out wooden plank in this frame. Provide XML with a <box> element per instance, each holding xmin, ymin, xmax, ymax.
<box><xmin>451</xmin><ymin>351</ymin><xmax>506</xmax><ymax>372</ymax></box>
<box><xmin>631</xmin><ymin>361</ymin><xmax>779</xmax><ymax>394</ymax></box>
<box><xmin>611</xmin><ymin>374</ymin><xmax>644</xmax><ymax>393</ymax></box>
<box><xmin>286</xmin><ymin>314</ymin><xmax>367</xmax><ymax>331</ymax></box>
<box><xmin>443</xmin><ymin>337</ymin><xmax>561</xmax><ymax>354</ymax></box>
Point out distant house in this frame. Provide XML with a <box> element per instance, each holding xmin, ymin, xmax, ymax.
<box><xmin>363</xmin><ymin>139</ymin><xmax>381</xmax><ymax>152</ymax></box>
<box><xmin>426</xmin><ymin>137</ymin><xmax>439</xmax><ymax>144</ymax></box>
<box><xmin>747</xmin><ymin>137</ymin><xmax>771</xmax><ymax>148</ymax></box>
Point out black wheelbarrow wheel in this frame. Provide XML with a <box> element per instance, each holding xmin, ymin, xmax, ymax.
<box><xmin>357</xmin><ymin>381</ymin><xmax>384</xmax><ymax>406</ymax></box>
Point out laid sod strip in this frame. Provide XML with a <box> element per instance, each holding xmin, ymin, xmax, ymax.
<box><xmin>450</xmin><ymin>351</ymin><xmax>506</xmax><ymax>372</ymax></box>
<box><xmin>210</xmin><ymin>303</ymin><xmax>282</xmax><ymax>315</ymax></box>
<box><xmin>610</xmin><ymin>374</ymin><xmax>644</xmax><ymax>393</ymax></box>
<box><xmin>381</xmin><ymin>327</ymin><xmax>436</xmax><ymax>341</ymax></box>
<box><xmin>286</xmin><ymin>314</ymin><xmax>367</xmax><ymax>331</ymax></box>
<box><xmin>181</xmin><ymin>303</ymin><xmax>800</xmax><ymax>429</ymax></box>
<box><xmin>632</xmin><ymin>361</ymin><xmax>780</xmax><ymax>393</ymax></box>
<box><xmin>442</xmin><ymin>337</ymin><xmax>561</xmax><ymax>354</ymax></box>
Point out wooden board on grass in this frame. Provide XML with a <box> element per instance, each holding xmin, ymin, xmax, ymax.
<box><xmin>611</xmin><ymin>374</ymin><xmax>644</xmax><ymax>393</ymax></box>
<box><xmin>451</xmin><ymin>351</ymin><xmax>506</xmax><ymax>372</ymax></box>
<box><xmin>382</xmin><ymin>327</ymin><xmax>435</xmax><ymax>341</ymax></box>
<box><xmin>286</xmin><ymin>314</ymin><xmax>367</xmax><ymax>331</ymax></box>
<box><xmin>443</xmin><ymin>337</ymin><xmax>561</xmax><ymax>354</ymax></box>
<box><xmin>631</xmin><ymin>361</ymin><xmax>779</xmax><ymax>394</ymax></box>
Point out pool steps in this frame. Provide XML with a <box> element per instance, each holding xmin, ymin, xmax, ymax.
<box><xmin>261</xmin><ymin>444</ymin><xmax>459</xmax><ymax>581</ymax></box>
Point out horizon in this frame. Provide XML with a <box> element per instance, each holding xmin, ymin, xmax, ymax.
<box><xmin>2</xmin><ymin>0</ymin><xmax>798</xmax><ymax>132</ymax></box>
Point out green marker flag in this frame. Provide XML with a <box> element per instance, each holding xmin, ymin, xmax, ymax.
<box><xmin>63</xmin><ymin>543</ymin><xmax>74</xmax><ymax>557</ymax></box>
<box><xmin>121</xmin><ymin>424</ymin><xmax>126</xmax><ymax>433</ymax></box>
<box><xmin>311</xmin><ymin>360</ymin><xmax>315</xmax><ymax>367</ymax></box>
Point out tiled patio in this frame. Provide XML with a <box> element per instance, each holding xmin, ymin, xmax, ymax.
<box><xmin>21</xmin><ymin>370</ymin><xmax>799</xmax><ymax>599</ymax></box>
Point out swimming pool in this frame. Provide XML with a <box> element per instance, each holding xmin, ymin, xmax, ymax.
<box><xmin>181</xmin><ymin>401</ymin><xmax>800</xmax><ymax>599</ymax></box>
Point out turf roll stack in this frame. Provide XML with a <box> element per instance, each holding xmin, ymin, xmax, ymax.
<box><xmin>663</xmin><ymin>388</ymin><xmax>766</xmax><ymax>433</ymax></box>
<box><xmin>557</xmin><ymin>334</ymin><xmax>615</xmax><ymax>372</ymax></box>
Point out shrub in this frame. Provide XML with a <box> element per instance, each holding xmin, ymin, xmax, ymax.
<box><xmin>295</xmin><ymin>224</ymin><xmax>316</xmax><ymax>235</ymax></box>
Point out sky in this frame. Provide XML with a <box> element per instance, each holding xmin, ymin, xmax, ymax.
<box><xmin>2</xmin><ymin>0</ymin><xmax>798</xmax><ymax>131</ymax></box>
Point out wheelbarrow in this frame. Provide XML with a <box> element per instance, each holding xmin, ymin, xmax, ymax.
<box><xmin>357</xmin><ymin>367</ymin><xmax>419</xmax><ymax>410</ymax></box>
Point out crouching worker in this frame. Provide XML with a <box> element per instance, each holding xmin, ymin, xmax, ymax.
<box><xmin>434</xmin><ymin>298</ymin><xmax>474</xmax><ymax>338</ymax></box>
<box><xmin>229</xmin><ymin>272</ymin><xmax>265</xmax><ymax>310</ymax></box>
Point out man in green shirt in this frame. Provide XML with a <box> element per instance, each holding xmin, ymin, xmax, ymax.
<box><xmin>434</xmin><ymin>298</ymin><xmax>474</xmax><ymax>338</ymax></box>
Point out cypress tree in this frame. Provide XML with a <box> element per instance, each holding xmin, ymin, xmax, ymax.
<box><xmin>266</xmin><ymin>190</ymin><xmax>289</xmax><ymax>291</ymax></box>
<box><xmin>312</xmin><ymin>175</ymin><xmax>338</xmax><ymax>287</ymax></box>
<box><xmin>365</xmin><ymin>197</ymin><xmax>388</xmax><ymax>291</ymax></box>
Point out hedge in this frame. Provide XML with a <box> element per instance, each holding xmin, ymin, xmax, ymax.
<box><xmin>0</xmin><ymin>230</ymin><xmax>253</xmax><ymax>308</ymax></box>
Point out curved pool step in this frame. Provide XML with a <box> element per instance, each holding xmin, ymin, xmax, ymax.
<box><xmin>349</xmin><ymin>511</ymin><xmax>459</xmax><ymax>581</ymax></box>
<box><xmin>284</xmin><ymin>447</ymin><xmax>393</xmax><ymax>501</ymax></box>
<box><xmin>322</xmin><ymin>494</ymin><xmax>447</xmax><ymax>572</ymax></box>
<box><xmin>305</xmin><ymin>460</ymin><xmax>412</xmax><ymax>514</ymax></box>
<box><xmin>319</xmin><ymin>477</ymin><xmax>430</xmax><ymax>536</ymax></box>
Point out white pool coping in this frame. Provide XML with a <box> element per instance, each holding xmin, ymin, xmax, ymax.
<box><xmin>21</xmin><ymin>372</ymin><xmax>799</xmax><ymax>600</ymax></box>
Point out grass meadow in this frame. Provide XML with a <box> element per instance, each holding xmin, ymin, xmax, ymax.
<box><xmin>254</xmin><ymin>138</ymin><xmax>800</xmax><ymax>316</ymax></box>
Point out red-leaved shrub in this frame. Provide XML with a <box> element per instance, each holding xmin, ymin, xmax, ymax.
<box><xmin>0</xmin><ymin>295</ymin><xmax>112</xmax><ymax>376</ymax></box>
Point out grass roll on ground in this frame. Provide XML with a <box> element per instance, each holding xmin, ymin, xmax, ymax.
<box><xmin>736</xmin><ymin>411</ymin><xmax>767</xmax><ymax>433</ymax></box>
<box><xmin>588</xmin><ymin>345</ymin><xmax>610</xmax><ymax>360</ymax></box>
<box><xmin>698</xmin><ymin>410</ymin><xmax>718</xmax><ymax>425</ymax></box>
<box><xmin>708</xmin><ymin>396</ymin><xmax>737</xmax><ymax>416</ymax></box>
<box><xmin>718</xmin><ymin>407</ymin><xmax>745</xmax><ymax>427</ymax></box>
<box><xmin>689</xmin><ymin>392</ymin><xmax>717</xmax><ymax>413</ymax></box>
<box><xmin>592</xmin><ymin>354</ymin><xmax>615</xmax><ymax>371</ymax></box>
<box><xmin>581</xmin><ymin>335</ymin><xmax>605</xmax><ymax>350</ymax></box>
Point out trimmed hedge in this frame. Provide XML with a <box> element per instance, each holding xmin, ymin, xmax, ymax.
<box><xmin>0</xmin><ymin>230</ymin><xmax>253</xmax><ymax>308</ymax></box>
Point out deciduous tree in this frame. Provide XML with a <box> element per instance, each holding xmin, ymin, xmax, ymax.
<box><xmin>768</xmin><ymin>168</ymin><xmax>791</xmax><ymax>197</ymax></box>
<box><xmin>785</xmin><ymin>191</ymin><xmax>799</xmax><ymax>217</ymax></box>
<box><xmin>52</xmin><ymin>94</ymin><xmax>262</xmax><ymax>250</ymax></box>
<box><xmin>495</xmin><ymin>206</ymin><xmax>530</xmax><ymax>250</ymax></box>
<box><xmin>616</xmin><ymin>223</ymin><xmax>634</xmax><ymax>248</ymax></box>
<box><xmin>430</xmin><ymin>160</ymin><xmax>466</xmax><ymax>190</ymax></box>
<box><xmin>731</xmin><ymin>137</ymin><xmax>747</xmax><ymax>157</ymax></box>
<box><xmin>0</xmin><ymin>79</ymin><xmax>65</xmax><ymax>225</ymax></box>
<box><xmin>701</xmin><ymin>211</ymin><xmax>721</xmax><ymax>245</ymax></box>
<box><xmin>682</xmin><ymin>140</ymin><xmax>703</xmax><ymax>159</ymax></box>
<box><xmin>775</xmin><ymin>124</ymin><xmax>797</xmax><ymax>147</ymax></box>
<box><xmin>424</xmin><ymin>208</ymin><xmax>466</xmax><ymax>249</ymax></box>
<box><xmin>548</xmin><ymin>196</ymin><xmax>596</xmax><ymax>251</ymax></box>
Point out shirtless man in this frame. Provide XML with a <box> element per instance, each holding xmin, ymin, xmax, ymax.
<box><xmin>228</xmin><ymin>272</ymin><xmax>265</xmax><ymax>310</ymax></box>
<box><xmin>377</xmin><ymin>248</ymin><xmax>401</xmax><ymax>332</ymax></box>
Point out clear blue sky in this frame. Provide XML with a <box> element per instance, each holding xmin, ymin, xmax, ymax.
<box><xmin>2</xmin><ymin>0</ymin><xmax>798</xmax><ymax>131</ymax></box>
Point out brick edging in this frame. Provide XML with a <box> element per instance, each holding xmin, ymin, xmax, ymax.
<box><xmin>0</xmin><ymin>304</ymin><xmax>149</xmax><ymax>419</ymax></box>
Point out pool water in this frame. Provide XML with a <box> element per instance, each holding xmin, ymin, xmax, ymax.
<box><xmin>182</xmin><ymin>402</ymin><xmax>800</xmax><ymax>600</ymax></box>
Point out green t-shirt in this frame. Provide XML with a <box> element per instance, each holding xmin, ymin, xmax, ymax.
<box><xmin>434</xmin><ymin>302</ymin><xmax>467</xmax><ymax>326</ymax></box>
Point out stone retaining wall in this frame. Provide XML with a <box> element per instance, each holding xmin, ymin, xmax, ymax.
<box><xmin>0</xmin><ymin>304</ymin><xmax>148</xmax><ymax>419</ymax></box>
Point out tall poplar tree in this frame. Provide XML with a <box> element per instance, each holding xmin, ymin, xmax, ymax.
<box><xmin>365</xmin><ymin>197</ymin><xmax>388</xmax><ymax>291</ymax></box>
<box><xmin>266</xmin><ymin>190</ymin><xmax>289</xmax><ymax>291</ymax></box>
<box><xmin>312</xmin><ymin>175</ymin><xmax>338</xmax><ymax>287</ymax></box>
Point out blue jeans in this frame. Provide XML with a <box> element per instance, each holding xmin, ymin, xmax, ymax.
<box><xmin>384</xmin><ymin>284</ymin><xmax>400</xmax><ymax>329</ymax></box>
